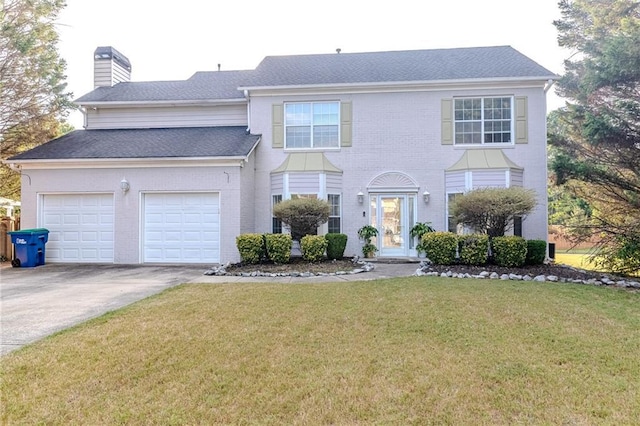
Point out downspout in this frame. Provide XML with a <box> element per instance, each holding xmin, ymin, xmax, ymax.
<box><xmin>80</xmin><ymin>106</ymin><xmax>89</xmax><ymax>129</ymax></box>
<box><xmin>244</xmin><ymin>89</ymin><xmax>250</xmax><ymax>134</ymax></box>
<box><xmin>543</xmin><ymin>79</ymin><xmax>556</xmax><ymax>94</ymax></box>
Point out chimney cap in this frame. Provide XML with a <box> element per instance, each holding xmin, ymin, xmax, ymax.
<box><xmin>94</xmin><ymin>46</ymin><xmax>132</xmax><ymax>71</ymax></box>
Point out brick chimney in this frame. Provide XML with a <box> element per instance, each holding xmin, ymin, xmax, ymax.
<box><xmin>93</xmin><ymin>46</ymin><xmax>131</xmax><ymax>88</ymax></box>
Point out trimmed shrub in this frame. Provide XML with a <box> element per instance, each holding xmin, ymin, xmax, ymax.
<box><xmin>526</xmin><ymin>239</ymin><xmax>547</xmax><ymax>265</ymax></box>
<box><xmin>422</xmin><ymin>232</ymin><xmax>458</xmax><ymax>265</ymax></box>
<box><xmin>492</xmin><ymin>236</ymin><xmax>527</xmax><ymax>267</ymax></box>
<box><xmin>458</xmin><ymin>234</ymin><xmax>489</xmax><ymax>265</ymax></box>
<box><xmin>264</xmin><ymin>233</ymin><xmax>292</xmax><ymax>264</ymax></box>
<box><xmin>325</xmin><ymin>233</ymin><xmax>348</xmax><ymax>260</ymax></box>
<box><xmin>236</xmin><ymin>233</ymin><xmax>265</xmax><ymax>264</ymax></box>
<box><xmin>273</xmin><ymin>198</ymin><xmax>331</xmax><ymax>240</ymax></box>
<box><xmin>450</xmin><ymin>187</ymin><xmax>536</xmax><ymax>237</ymax></box>
<box><xmin>301</xmin><ymin>235</ymin><xmax>328</xmax><ymax>262</ymax></box>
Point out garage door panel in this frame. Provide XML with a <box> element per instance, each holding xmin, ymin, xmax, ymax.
<box><xmin>143</xmin><ymin>193</ymin><xmax>219</xmax><ymax>263</ymax></box>
<box><xmin>43</xmin><ymin>194</ymin><xmax>114</xmax><ymax>263</ymax></box>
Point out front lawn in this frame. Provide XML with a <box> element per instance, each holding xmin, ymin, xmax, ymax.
<box><xmin>2</xmin><ymin>278</ymin><xmax>639</xmax><ymax>424</ymax></box>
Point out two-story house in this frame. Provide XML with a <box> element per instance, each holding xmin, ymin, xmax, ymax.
<box><xmin>7</xmin><ymin>45</ymin><xmax>557</xmax><ymax>264</ymax></box>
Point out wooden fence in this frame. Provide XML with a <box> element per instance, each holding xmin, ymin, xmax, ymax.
<box><xmin>1</xmin><ymin>216</ymin><xmax>20</xmax><ymax>261</ymax></box>
<box><xmin>548</xmin><ymin>225</ymin><xmax>599</xmax><ymax>251</ymax></box>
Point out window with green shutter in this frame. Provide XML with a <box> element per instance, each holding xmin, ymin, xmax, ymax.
<box><xmin>272</xmin><ymin>101</ymin><xmax>352</xmax><ymax>149</ymax></box>
<box><xmin>442</xmin><ymin>96</ymin><xmax>527</xmax><ymax>146</ymax></box>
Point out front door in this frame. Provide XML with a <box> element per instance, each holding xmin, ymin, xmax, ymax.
<box><xmin>370</xmin><ymin>194</ymin><xmax>416</xmax><ymax>257</ymax></box>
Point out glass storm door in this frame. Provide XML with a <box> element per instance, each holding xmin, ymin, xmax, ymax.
<box><xmin>370</xmin><ymin>194</ymin><xmax>414</xmax><ymax>256</ymax></box>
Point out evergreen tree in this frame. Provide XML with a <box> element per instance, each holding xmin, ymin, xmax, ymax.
<box><xmin>549</xmin><ymin>0</ymin><xmax>640</xmax><ymax>274</ymax></box>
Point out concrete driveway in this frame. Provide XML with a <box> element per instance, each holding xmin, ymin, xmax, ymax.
<box><xmin>0</xmin><ymin>263</ymin><xmax>206</xmax><ymax>356</ymax></box>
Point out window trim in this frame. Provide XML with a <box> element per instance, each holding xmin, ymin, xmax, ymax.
<box><xmin>327</xmin><ymin>193</ymin><xmax>341</xmax><ymax>234</ymax></box>
<box><xmin>446</xmin><ymin>192</ymin><xmax>464</xmax><ymax>234</ymax></box>
<box><xmin>284</xmin><ymin>101</ymin><xmax>341</xmax><ymax>150</ymax></box>
<box><xmin>453</xmin><ymin>96</ymin><xmax>514</xmax><ymax>146</ymax></box>
<box><xmin>272</xmin><ymin>194</ymin><xmax>283</xmax><ymax>234</ymax></box>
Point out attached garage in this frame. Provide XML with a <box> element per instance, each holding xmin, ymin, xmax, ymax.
<box><xmin>41</xmin><ymin>193</ymin><xmax>115</xmax><ymax>263</ymax></box>
<box><xmin>143</xmin><ymin>192</ymin><xmax>220</xmax><ymax>264</ymax></box>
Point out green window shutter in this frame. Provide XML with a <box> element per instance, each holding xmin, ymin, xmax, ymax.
<box><xmin>272</xmin><ymin>103</ymin><xmax>284</xmax><ymax>148</ymax></box>
<box><xmin>441</xmin><ymin>99</ymin><xmax>453</xmax><ymax>145</ymax></box>
<box><xmin>340</xmin><ymin>101</ymin><xmax>352</xmax><ymax>147</ymax></box>
<box><xmin>515</xmin><ymin>96</ymin><xmax>528</xmax><ymax>144</ymax></box>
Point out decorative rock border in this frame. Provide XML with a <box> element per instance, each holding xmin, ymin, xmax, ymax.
<box><xmin>414</xmin><ymin>261</ymin><xmax>640</xmax><ymax>290</ymax></box>
<box><xmin>204</xmin><ymin>257</ymin><xmax>376</xmax><ymax>278</ymax></box>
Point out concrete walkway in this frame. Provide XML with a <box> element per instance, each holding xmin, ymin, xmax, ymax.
<box><xmin>0</xmin><ymin>261</ymin><xmax>419</xmax><ymax>355</ymax></box>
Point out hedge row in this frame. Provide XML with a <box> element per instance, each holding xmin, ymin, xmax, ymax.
<box><xmin>421</xmin><ymin>232</ymin><xmax>548</xmax><ymax>267</ymax></box>
<box><xmin>236</xmin><ymin>233</ymin><xmax>347</xmax><ymax>264</ymax></box>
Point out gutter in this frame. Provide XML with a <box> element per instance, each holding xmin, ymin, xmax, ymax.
<box><xmin>76</xmin><ymin>98</ymin><xmax>247</xmax><ymax>108</ymax></box>
<box><xmin>238</xmin><ymin>75</ymin><xmax>561</xmax><ymax>92</ymax></box>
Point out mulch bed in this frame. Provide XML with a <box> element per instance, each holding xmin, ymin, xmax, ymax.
<box><xmin>225</xmin><ymin>257</ymin><xmax>625</xmax><ymax>282</ymax></box>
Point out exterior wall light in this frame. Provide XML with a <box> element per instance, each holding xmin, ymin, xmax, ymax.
<box><xmin>357</xmin><ymin>191</ymin><xmax>364</xmax><ymax>204</ymax></box>
<box><xmin>423</xmin><ymin>190</ymin><xmax>430</xmax><ymax>203</ymax></box>
<box><xmin>120</xmin><ymin>178</ymin><xmax>130</xmax><ymax>193</ymax></box>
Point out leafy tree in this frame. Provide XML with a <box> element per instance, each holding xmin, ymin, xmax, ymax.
<box><xmin>549</xmin><ymin>0</ymin><xmax>640</xmax><ymax>274</ymax></box>
<box><xmin>450</xmin><ymin>187</ymin><xmax>537</xmax><ymax>238</ymax></box>
<box><xmin>1</xmin><ymin>0</ymin><xmax>74</xmax><ymax>200</ymax></box>
<box><xmin>272</xmin><ymin>198</ymin><xmax>331</xmax><ymax>240</ymax></box>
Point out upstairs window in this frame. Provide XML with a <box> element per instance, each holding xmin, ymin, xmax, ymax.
<box><xmin>454</xmin><ymin>97</ymin><xmax>512</xmax><ymax>145</ymax></box>
<box><xmin>285</xmin><ymin>102</ymin><xmax>339</xmax><ymax>149</ymax></box>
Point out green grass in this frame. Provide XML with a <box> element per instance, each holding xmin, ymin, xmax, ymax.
<box><xmin>2</xmin><ymin>278</ymin><xmax>639</xmax><ymax>424</ymax></box>
<box><xmin>555</xmin><ymin>252</ymin><xmax>602</xmax><ymax>271</ymax></box>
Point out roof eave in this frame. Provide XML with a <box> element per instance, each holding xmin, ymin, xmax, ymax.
<box><xmin>239</xmin><ymin>75</ymin><xmax>560</xmax><ymax>93</ymax></box>
<box><xmin>75</xmin><ymin>98</ymin><xmax>247</xmax><ymax>108</ymax></box>
<box><xmin>4</xmin><ymin>155</ymin><xmax>255</xmax><ymax>170</ymax></box>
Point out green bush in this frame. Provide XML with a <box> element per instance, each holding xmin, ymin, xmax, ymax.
<box><xmin>422</xmin><ymin>232</ymin><xmax>458</xmax><ymax>265</ymax></box>
<box><xmin>273</xmin><ymin>198</ymin><xmax>331</xmax><ymax>240</ymax></box>
<box><xmin>526</xmin><ymin>240</ymin><xmax>547</xmax><ymax>265</ymax></box>
<box><xmin>300</xmin><ymin>235</ymin><xmax>328</xmax><ymax>262</ymax></box>
<box><xmin>236</xmin><ymin>233</ymin><xmax>266</xmax><ymax>264</ymax></box>
<box><xmin>325</xmin><ymin>233</ymin><xmax>348</xmax><ymax>260</ymax></box>
<box><xmin>264</xmin><ymin>233</ymin><xmax>292</xmax><ymax>264</ymax></box>
<box><xmin>458</xmin><ymin>234</ymin><xmax>489</xmax><ymax>265</ymax></box>
<box><xmin>492</xmin><ymin>236</ymin><xmax>527</xmax><ymax>267</ymax></box>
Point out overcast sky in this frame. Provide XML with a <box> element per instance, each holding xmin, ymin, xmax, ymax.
<box><xmin>56</xmin><ymin>0</ymin><xmax>570</xmax><ymax>128</ymax></box>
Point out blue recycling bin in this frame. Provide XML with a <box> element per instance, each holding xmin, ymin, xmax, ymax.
<box><xmin>8</xmin><ymin>228</ymin><xmax>49</xmax><ymax>267</ymax></box>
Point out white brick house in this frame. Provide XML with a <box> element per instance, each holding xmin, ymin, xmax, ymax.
<box><xmin>7</xmin><ymin>46</ymin><xmax>557</xmax><ymax>264</ymax></box>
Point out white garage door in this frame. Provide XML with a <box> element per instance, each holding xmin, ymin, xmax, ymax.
<box><xmin>42</xmin><ymin>194</ymin><xmax>115</xmax><ymax>263</ymax></box>
<box><xmin>143</xmin><ymin>193</ymin><xmax>220</xmax><ymax>263</ymax></box>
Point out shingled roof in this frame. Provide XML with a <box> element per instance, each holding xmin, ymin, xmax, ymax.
<box><xmin>9</xmin><ymin>127</ymin><xmax>260</xmax><ymax>160</ymax></box>
<box><xmin>246</xmin><ymin>46</ymin><xmax>558</xmax><ymax>87</ymax></box>
<box><xmin>75</xmin><ymin>70</ymin><xmax>254</xmax><ymax>103</ymax></box>
<box><xmin>75</xmin><ymin>46</ymin><xmax>557</xmax><ymax>104</ymax></box>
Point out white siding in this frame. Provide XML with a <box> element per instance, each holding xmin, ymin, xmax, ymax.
<box><xmin>86</xmin><ymin>104</ymin><xmax>247</xmax><ymax>129</ymax></box>
<box><xmin>511</xmin><ymin>169</ymin><xmax>524</xmax><ymax>187</ymax></box>
<box><xmin>445</xmin><ymin>171</ymin><xmax>466</xmax><ymax>193</ymax></box>
<box><xmin>271</xmin><ymin>173</ymin><xmax>284</xmax><ymax>193</ymax></box>
<box><xmin>94</xmin><ymin>60</ymin><xmax>130</xmax><ymax>88</ymax></box>
<box><xmin>472</xmin><ymin>170</ymin><xmax>507</xmax><ymax>188</ymax></box>
<box><xmin>288</xmin><ymin>173</ymin><xmax>320</xmax><ymax>194</ymax></box>
<box><xmin>326</xmin><ymin>172</ymin><xmax>342</xmax><ymax>193</ymax></box>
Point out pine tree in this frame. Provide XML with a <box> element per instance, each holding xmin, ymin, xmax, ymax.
<box><xmin>549</xmin><ymin>0</ymin><xmax>640</xmax><ymax>274</ymax></box>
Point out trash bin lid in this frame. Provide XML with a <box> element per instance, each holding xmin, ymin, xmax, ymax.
<box><xmin>8</xmin><ymin>228</ymin><xmax>50</xmax><ymax>235</ymax></box>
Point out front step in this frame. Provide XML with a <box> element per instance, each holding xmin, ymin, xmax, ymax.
<box><xmin>367</xmin><ymin>257</ymin><xmax>422</xmax><ymax>264</ymax></box>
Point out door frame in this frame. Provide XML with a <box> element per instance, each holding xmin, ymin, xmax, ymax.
<box><xmin>369</xmin><ymin>193</ymin><xmax>417</xmax><ymax>257</ymax></box>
